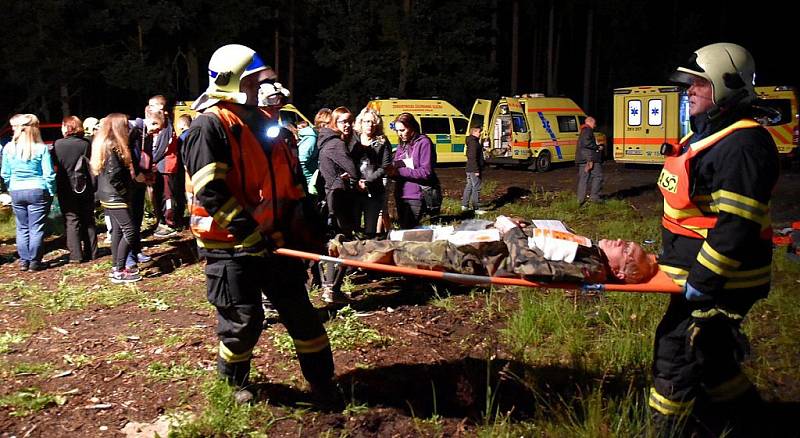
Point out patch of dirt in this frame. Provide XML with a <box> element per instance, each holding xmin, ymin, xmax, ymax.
<box><xmin>1</xmin><ymin>162</ymin><xmax>798</xmax><ymax>437</ymax></box>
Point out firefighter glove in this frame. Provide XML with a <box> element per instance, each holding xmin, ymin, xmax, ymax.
<box><xmin>685</xmin><ymin>282</ymin><xmax>712</xmax><ymax>302</ymax></box>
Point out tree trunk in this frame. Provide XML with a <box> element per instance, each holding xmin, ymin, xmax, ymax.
<box><xmin>60</xmin><ymin>83</ymin><xmax>70</xmax><ymax>117</ymax></box>
<box><xmin>546</xmin><ymin>0</ymin><xmax>555</xmax><ymax>96</ymax></box>
<box><xmin>582</xmin><ymin>6</ymin><xmax>594</xmax><ymax>110</ymax></box>
<box><xmin>187</xmin><ymin>45</ymin><xmax>200</xmax><ymax>98</ymax></box>
<box><xmin>552</xmin><ymin>14</ymin><xmax>561</xmax><ymax>94</ymax></box>
<box><xmin>398</xmin><ymin>0</ymin><xmax>412</xmax><ymax>97</ymax></box>
<box><xmin>490</xmin><ymin>0</ymin><xmax>497</xmax><ymax>67</ymax></box>
<box><xmin>288</xmin><ymin>3</ymin><xmax>295</xmax><ymax>96</ymax></box>
<box><xmin>510</xmin><ymin>0</ymin><xmax>519</xmax><ymax>95</ymax></box>
<box><xmin>274</xmin><ymin>9</ymin><xmax>281</xmax><ymax>78</ymax></box>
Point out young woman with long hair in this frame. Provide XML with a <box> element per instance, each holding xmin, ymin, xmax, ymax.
<box><xmin>0</xmin><ymin>114</ymin><xmax>56</xmax><ymax>271</ymax></box>
<box><xmin>354</xmin><ymin>107</ymin><xmax>392</xmax><ymax>238</ymax></box>
<box><xmin>90</xmin><ymin>113</ymin><xmax>141</xmax><ymax>283</ymax></box>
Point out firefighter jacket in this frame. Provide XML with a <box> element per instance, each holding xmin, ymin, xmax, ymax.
<box><xmin>182</xmin><ymin>102</ymin><xmax>321</xmax><ymax>258</ymax></box>
<box><xmin>657</xmin><ymin>110</ymin><xmax>779</xmax><ymax>299</ymax></box>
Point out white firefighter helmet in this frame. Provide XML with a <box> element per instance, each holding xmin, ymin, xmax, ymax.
<box><xmin>192</xmin><ymin>44</ymin><xmax>274</xmax><ymax>111</ymax></box>
<box><xmin>670</xmin><ymin>42</ymin><xmax>756</xmax><ymax>110</ymax></box>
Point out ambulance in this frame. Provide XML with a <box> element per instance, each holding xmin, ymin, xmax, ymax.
<box><xmin>613</xmin><ymin>85</ymin><xmax>799</xmax><ymax>164</ymax></box>
<box><xmin>171</xmin><ymin>100</ymin><xmax>311</xmax><ymax>134</ymax></box>
<box><xmin>468</xmin><ymin>94</ymin><xmax>606</xmax><ymax>172</ymax></box>
<box><xmin>365</xmin><ymin>98</ymin><xmax>470</xmax><ymax>164</ymax></box>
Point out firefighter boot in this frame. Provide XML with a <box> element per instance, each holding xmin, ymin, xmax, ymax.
<box><xmin>309</xmin><ymin>379</ymin><xmax>345</xmax><ymax>412</ymax></box>
<box><xmin>217</xmin><ymin>356</ymin><xmax>255</xmax><ymax>404</ymax></box>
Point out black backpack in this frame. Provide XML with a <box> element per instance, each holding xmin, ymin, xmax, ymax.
<box><xmin>71</xmin><ymin>155</ymin><xmax>91</xmax><ymax>194</ymax></box>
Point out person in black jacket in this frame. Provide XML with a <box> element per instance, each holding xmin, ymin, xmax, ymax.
<box><xmin>354</xmin><ymin>107</ymin><xmax>392</xmax><ymax>238</ymax></box>
<box><xmin>575</xmin><ymin>116</ymin><xmax>603</xmax><ymax>205</ymax></box>
<box><xmin>90</xmin><ymin>113</ymin><xmax>141</xmax><ymax>283</ymax></box>
<box><xmin>317</xmin><ymin>107</ymin><xmax>365</xmax><ymax>303</ymax></box>
<box><xmin>461</xmin><ymin>126</ymin><xmax>485</xmax><ymax>212</ymax></box>
<box><xmin>650</xmin><ymin>43</ymin><xmax>779</xmax><ymax>437</ymax></box>
<box><xmin>52</xmin><ymin>116</ymin><xmax>97</xmax><ymax>263</ymax></box>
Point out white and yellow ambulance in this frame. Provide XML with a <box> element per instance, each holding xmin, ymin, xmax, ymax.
<box><xmin>613</xmin><ymin>85</ymin><xmax>798</xmax><ymax>164</ymax></box>
<box><xmin>468</xmin><ymin>94</ymin><xmax>605</xmax><ymax>171</ymax></box>
<box><xmin>365</xmin><ymin>98</ymin><xmax>470</xmax><ymax>164</ymax></box>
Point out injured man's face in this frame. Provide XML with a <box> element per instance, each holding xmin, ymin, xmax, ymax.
<box><xmin>598</xmin><ymin>239</ymin><xmax>658</xmax><ymax>283</ymax></box>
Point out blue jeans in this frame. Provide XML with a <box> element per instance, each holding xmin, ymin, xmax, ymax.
<box><xmin>461</xmin><ymin>172</ymin><xmax>482</xmax><ymax>209</ymax></box>
<box><xmin>11</xmin><ymin>189</ymin><xmax>52</xmax><ymax>262</ymax></box>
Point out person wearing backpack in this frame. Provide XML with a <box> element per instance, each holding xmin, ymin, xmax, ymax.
<box><xmin>52</xmin><ymin>116</ymin><xmax>98</xmax><ymax>263</ymax></box>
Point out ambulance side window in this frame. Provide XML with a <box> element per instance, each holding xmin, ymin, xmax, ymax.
<box><xmin>420</xmin><ymin>117</ymin><xmax>451</xmax><ymax>134</ymax></box>
<box><xmin>512</xmin><ymin>115</ymin><xmax>528</xmax><ymax>133</ymax></box>
<box><xmin>628</xmin><ymin>100</ymin><xmax>642</xmax><ymax>126</ymax></box>
<box><xmin>648</xmin><ymin>99</ymin><xmax>663</xmax><ymax>126</ymax></box>
<box><xmin>453</xmin><ymin>118</ymin><xmax>468</xmax><ymax>135</ymax></box>
<box><xmin>556</xmin><ymin>116</ymin><xmax>578</xmax><ymax>133</ymax></box>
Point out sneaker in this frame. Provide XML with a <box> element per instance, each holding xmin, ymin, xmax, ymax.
<box><xmin>321</xmin><ymin>287</ymin><xmax>348</xmax><ymax>304</ymax></box>
<box><xmin>28</xmin><ymin>261</ymin><xmax>46</xmax><ymax>271</ymax></box>
<box><xmin>111</xmin><ymin>268</ymin><xmax>142</xmax><ymax>284</ymax></box>
<box><xmin>461</xmin><ymin>206</ymin><xmax>469</xmax><ymax>212</ymax></box>
<box><xmin>109</xmin><ymin>266</ymin><xmax>138</xmax><ymax>278</ymax></box>
<box><xmin>18</xmin><ymin>260</ymin><xmax>29</xmax><ymax>272</ymax></box>
<box><xmin>135</xmin><ymin>252</ymin><xmax>152</xmax><ymax>263</ymax></box>
<box><xmin>474</xmin><ymin>209</ymin><xmax>487</xmax><ymax>215</ymax></box>
<box><xmin>153</xmin><ymin>225</ymin><xmax>178</xmax><ymax>238</ymax></box>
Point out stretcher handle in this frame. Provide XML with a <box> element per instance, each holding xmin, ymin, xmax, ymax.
<box><xmin>274</xmin><ymin>248</ymin><xmax>682</xmax><ymax>294</ymax></box>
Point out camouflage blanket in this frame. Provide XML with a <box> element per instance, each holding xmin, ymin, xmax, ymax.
<box><xmin>330</xmin><ymin>228</ymin><xmax>610</xmax><ymax>283</ymax></box>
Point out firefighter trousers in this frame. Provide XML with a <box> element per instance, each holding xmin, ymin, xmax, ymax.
<box><xmin>205</xmin><ymin>255</ymin><xmax>334</xmax><ymax>388</ymax></box>
<box><xmin>650</xmin><ymin>293</ymin><xmax>760</xmax><ymax>436</ymax></box>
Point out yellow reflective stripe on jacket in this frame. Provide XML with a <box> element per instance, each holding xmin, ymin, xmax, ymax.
<box><xmin>697</xmin><ymin>242</ymin><xmax>742</xmax><ymax>276</ymax></box>
<box><xmin>191</xmin><ymin>162</ymin><xmax>229</xmax><ymax>193</ymax></box>
<box><xmin>100</xmin><ymin>200</ymin><xmax>128</xmax><ymax>209</ymax></box>
<box><xmin>705</xmin><ymin>373</ymin><xmax>753</xmax><ymax>402</ymax></box>
<box><xmin>212</xmin><ymin>197</ymin><xmax>243</xmax><ymax>229</ymax></box>
<box><xmin>712</xmin><ymin>189</ymin><xmax>770</xmax><ymax>225</ymax></box>
<box><xmin>690</xmin><ymin>307</ymin><xmax>744</xmax><ymax>321</ymax></box>
<box><xmin>663</xmin><ymin>199</ymin><xmax>704</xmax><ymax>220</ymax></box>
<box><xmin>293</xmin><ymin>333</ymin><xmax>330</xmax><ymax>354</ymax></box>
<box><xmin>648</xmin><ymin>388</ymin><xmax>694</xmax><ymax>416</ymax></box>
<box><xmin>659</xmin><ymin>264</ymin><xmax>688</xmax><ymax>286</ymax></box>
<box><xmin>195</xmin><ymin>230</ymin><xmax>265</xmax><ymax>253</ymax></box>
<box><xmin>219</xmin><ymin>341</ymin><xmax>252</xmax><ymax>363</ymax></box>
<box><xmin>724</xmin><ymin>265</ymin><xmax>772</xmax><ymax>289</ymax></box>
<box><xmin>688</xmin><ymin>120</ymin><xmax>760</xmax><ymax>152</ymax></box>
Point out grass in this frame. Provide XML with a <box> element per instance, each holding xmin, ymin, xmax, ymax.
<box><xmin>167</xmin><ymin>379</ymin><xmax>276</xmax><ymax>437</ymax></box>
<box><xmin>272</xmin><ymin>305</ymin><xmax>391</xmax><ymax>356</ymax></box>
<box><xmin>145</xmin><ymin>361</ymin><xmax>208</xmax><ymax>382</ymax></box>
<box><xmin>0</xmin><ymin>331</ymin><xmax>27</xmax><ymax>355</ymax></box>
<box><xmin>0</xmin><ymin>387</ymin><xmax>67</xmax><ymax>417</ymax></box>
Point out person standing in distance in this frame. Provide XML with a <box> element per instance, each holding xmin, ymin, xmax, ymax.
<box><xmin>650</xmin><ymin>43</ymin><xmax>779</xmax><ymax>437</ymax></box>
<box><xmin>575</xmin><ymin>116</ymin><xmax>603</xmax><ymax>205</ymax></box>
<box><xmin>461</xmin><ymin>125</ymin><xmax>485</xmax><ymax>213</ymax></box>
<box><xmin>182</xmin><ymin>44</ymin><xmax>337</xmax><ymax>406</ymax></box>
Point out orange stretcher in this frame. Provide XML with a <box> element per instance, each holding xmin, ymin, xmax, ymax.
<box><xmin>274</xmin><ymin>248</ymin><xmax>683</xmax><ymax>294</ymax></box>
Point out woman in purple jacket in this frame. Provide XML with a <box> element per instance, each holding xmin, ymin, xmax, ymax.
<box><xmin>385</xmin><ymin>112</ymin><xmax>438</xmax><ymax>229</ymax></box>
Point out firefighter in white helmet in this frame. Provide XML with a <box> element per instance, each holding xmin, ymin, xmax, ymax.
<box><xmin>651</xmin><ymin>43</ymin><xmax>779</xmax><ymax>436</ymax></box>
<box><xmin>182</xmin><ymin>44</ymin><xmax>337</xmax><ymax>406</ymax></box>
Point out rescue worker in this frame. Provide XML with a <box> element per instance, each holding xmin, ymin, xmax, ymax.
<box><xmin>651</xmin><ymin>43</ymin><xmax>779</xmax><ymax>436</ymax></box>
<box><xmin>182</xmin><ymin>44</ymin><xmax>337</xmax><ymax>406</ymax></box>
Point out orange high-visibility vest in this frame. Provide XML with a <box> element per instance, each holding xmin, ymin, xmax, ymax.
<box><xmin>189</xmin><ymin>104</ymin><xmax>304</xmax><ymax>248</ymax></box>
<box><xmin>657</xmin><ymin>119</ymin><xmax>760</xmax><ymax>239</ymax></box>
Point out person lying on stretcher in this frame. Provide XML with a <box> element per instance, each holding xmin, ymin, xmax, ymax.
<box><xmin>328</xmin><ymin>216</ymin><xmax>658</xmax><ymax>284</ymax></box>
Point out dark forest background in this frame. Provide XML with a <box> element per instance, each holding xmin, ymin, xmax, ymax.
<box><xmin>1</xmin><ymin>0</ymin><xmax>797</xmax><ymax>135</ymax></box>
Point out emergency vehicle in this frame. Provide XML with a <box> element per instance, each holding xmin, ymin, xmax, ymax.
<box><xmin>172</xmin><ymin>100</ymin><xmax>311</xmax><ymax>134</ymax></box>
<box><xmin>365</xmin><ymin>98</ymin><xmax>469</xmax><ymax>164</ymax></box>
<box><xmin>613</xmin><ymin>85</ymin><xmax>798</xmax><ymax>164</ymax></box>
<box><xmin>468</xmin><ymin>94</ymin><xmax>606</xmax><ymax>172</ymax></box>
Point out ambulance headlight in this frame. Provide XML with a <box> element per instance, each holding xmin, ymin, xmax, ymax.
<box><xmin>266</xmin><ymin>126</ymin><xmax>281</xmax><ymax>138</ymax></box>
